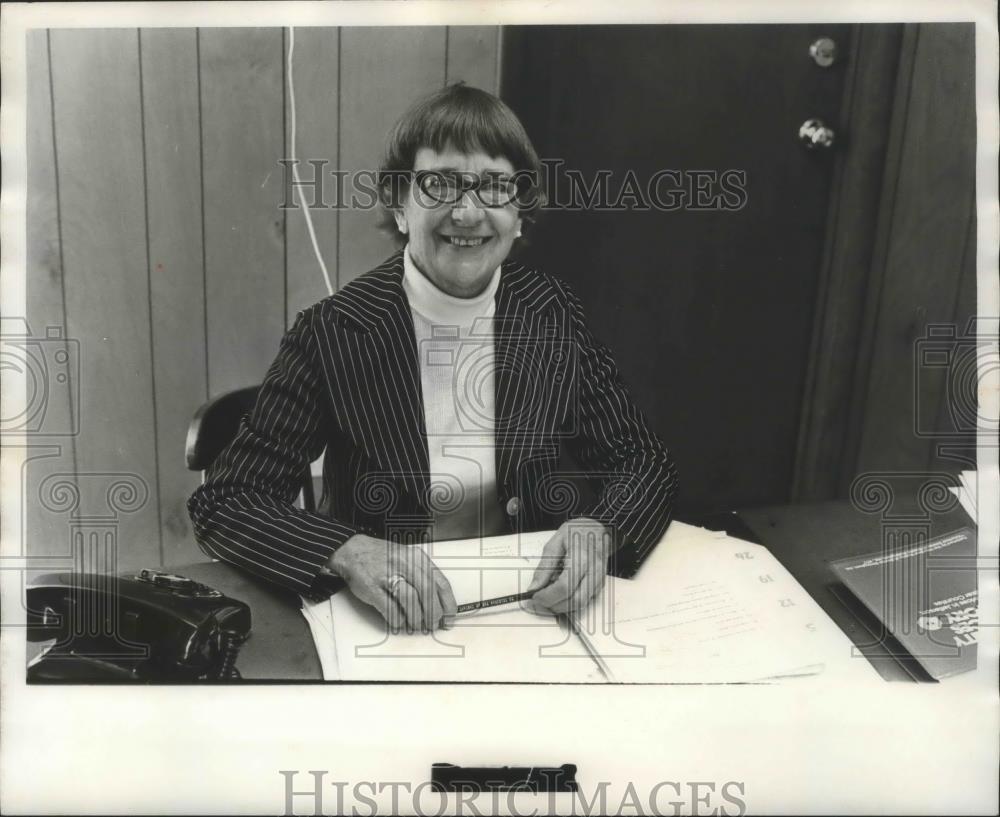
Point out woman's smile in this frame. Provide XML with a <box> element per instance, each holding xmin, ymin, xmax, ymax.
<box><xmin>394</xmin><ymin>145</ymin><xmax>522</xmax><ymax>298</ymax></box>
<box><xmin>439</xmin><ymin>234</ymin><xmax>493</xmax><ymax>248</ymax></box>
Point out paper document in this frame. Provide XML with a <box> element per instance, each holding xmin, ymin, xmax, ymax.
<box><xmin>949</xmin><ymin>469</ymin><xmax>977</xmax><ymax>522</ymax></box>
<box><xmin>561</xmin><ymin>526</ymin><xmax>876</xmax><ymax>682</ymax></box>
<box><xmin>300</xmin><ymin>595</ymin><xmax>339</xmax><ymax>679</ymax></box>
<box><xmin>426</xmin><ymin>530</ymin><xmax>550</xmax><ymax>612</ymax></box>
<box><xmin>303</xmin><ymin>522</ymin><xmax>875</xmax><ymax>683</ymax></box>
<box><xmin>324</xmin><ymin>530</ymin><xmax>605</xmax><ymax>682</ymax></box>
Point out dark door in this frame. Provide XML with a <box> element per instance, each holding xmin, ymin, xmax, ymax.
<box><xmin>502</xmin><ymin>24</ymin><xmax>852</xmax><ymax>516</ymax></box>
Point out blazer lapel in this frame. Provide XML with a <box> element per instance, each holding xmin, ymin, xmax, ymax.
<box><xmin>329</xmin><ymin>252</ymin><xmax>430</xmax><ymax>507</ymax></box>
<box><xmin>493</xmin><ymin>261</ymin><xmax>561</xmax><ymax>493</ymax></box>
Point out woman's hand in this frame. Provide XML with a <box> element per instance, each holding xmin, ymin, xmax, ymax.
<box><xmin>329</xmin><ymin>534</ymin><xmax>457</xmax><ymax>633</ymax></box>
<box><xmin>526</xmin><ymin>518</ymin><xmax>612</xmax><ymax>614</ymax></box>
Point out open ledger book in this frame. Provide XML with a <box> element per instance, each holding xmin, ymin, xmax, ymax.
<box><xmin>301</xmin><ymin>522</ymin><xmax>877</xmax><ymax>683</ymax></box>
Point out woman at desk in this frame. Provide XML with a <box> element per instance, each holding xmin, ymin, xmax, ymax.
<box><xmin>188</xmin><ymin>84</ymin><xmax>677</xmax><ymax>635</ymax></box>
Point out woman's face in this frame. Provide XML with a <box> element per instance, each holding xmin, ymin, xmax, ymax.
<box><xmin>394</xmin><ymin>145</ymin><xmax>523</xmax><ymax>298</ymax></box>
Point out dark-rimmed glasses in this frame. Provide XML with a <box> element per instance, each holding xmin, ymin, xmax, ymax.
<box><xmin>411</xmin><ymin>170</ymin><xmax>537</xmax><ymax>208</ymax></box>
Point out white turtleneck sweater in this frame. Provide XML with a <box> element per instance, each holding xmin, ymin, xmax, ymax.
<box><xmin>402</xmin><ymin>245</ymin><xmax>507</xmax><ymax>541</ymax></box>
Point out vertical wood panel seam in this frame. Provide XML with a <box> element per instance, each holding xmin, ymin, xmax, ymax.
<box><xmin>335</xmin><ymin>27</ymin><xmax>341</xmax><ymax>292</ymax></box>
<box><xmin>495</xmin><ymin>27</ymin><xmax>503</xmax><ymax>94</ymax></box>
<box><xmin>136</xmin><ymin>28</ymin><xmax>165</xmax><ymax>565</ymax></box>
<box><xmin>282</xmin><ymin>28</ymin><xmax>288</xmax><ymax>331</ymax></box>
<box><xmin>46</xmin><ymin>30</ymin><xmax>79</xmax><ymax>481</ymax></box>
<box><xmin>443</xmin><ymin>27</ymin><xmax>450</xmax><ymax>85</ymax></box>
<box><xmin>196</xmin><ymin>29</ymin><xmax>210</xmax><ymax>399</ymax></box>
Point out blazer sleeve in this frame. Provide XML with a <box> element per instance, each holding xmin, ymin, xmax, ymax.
<box><xmin>187</xmin><ymin>307</ymin><xmax>358</xmax><ymax>595</ymax></box>
<box><xmin>559</xmin><ymin>282</ymin><xmax>679</xmax><ymax>564</ymax></box>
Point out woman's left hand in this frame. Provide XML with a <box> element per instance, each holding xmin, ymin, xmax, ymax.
<box><xmin>526</xmin><ymin>517</ymin><xmax>612</xmax><ymax>614</ymax></box>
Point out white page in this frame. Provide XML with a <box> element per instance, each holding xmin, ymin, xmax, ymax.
<box><xmin>959</xmin><ymin>470</ymin><xmax>978</xmax><ymax>514</ymax></box>
<box><xmin>950</xmin><ymin>485</ymin><xmax>978</xmax><ymax>523</ymax></box>
<box><xmin>324</xmin><ymin>529</ymin><xmax>603</xmax><ymax>682</ymax></box>
<box><xmin>424</xmin><ymin>530</ymin><xmax>551</xmax><ymax>610</ymax></box>
<box><xmin>722</xmin><ymin>538</ymin><xmax>879</xmax><ymax>683</ymax></box>
<box><xmin>311</xmin><ymin>523</ymin><xmax>877</xmax><ymax>683</ymax></box>
<box><xmin>425</xmin><ymin>529</ymin><xmax>551</xmax><ymax>561</ymax></box>
<box><xmin>299</xmin><ymin>596</ymin><xmax>340</xmax><ymax>679</ymax></box>
<box><xmin>563</xmin><ymin>576</ymin><xmax>824</xmax><ymax>683</ymax></box>
<box><xmin>328</xmin><ymin>589</ymin><xmax>604</xmax><ymax>682</ymax></box>
<box><xmin>564</xmin><ymin>530</ymin><xmax>878</xmax><ymax>683</ymax></box>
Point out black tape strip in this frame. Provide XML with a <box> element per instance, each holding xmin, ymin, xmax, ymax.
<box><xmin>431</xmin><ymin>763</ymin><xmax>578</xmax><ymax>793</ymax></box>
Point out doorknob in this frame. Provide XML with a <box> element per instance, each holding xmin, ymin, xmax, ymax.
<box><xmin>799</xmin><ymin>118</ymin><xmax>835</xmax><ymax>149</ymax></box>
<box><xmin>808</xmin><ymin>37</ymin><xmax>837</xmax><ymax>67</ymax></box>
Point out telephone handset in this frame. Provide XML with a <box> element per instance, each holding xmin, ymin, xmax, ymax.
<box><xmin>27</xmin><ymin>569</ymin><xmax>251</xmax><ymax>682</ymax></box>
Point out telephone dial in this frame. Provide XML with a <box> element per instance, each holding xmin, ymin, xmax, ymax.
<box><xmin>26</xmin><ymin>569</ymin><xmax>251</xmax><ymax>682</ymax></box>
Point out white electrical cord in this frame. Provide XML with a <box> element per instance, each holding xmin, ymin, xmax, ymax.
<box><xmin>287</xmin><ymin>26</ymin><xmax>335</xmax><ymax>295</ymax></box>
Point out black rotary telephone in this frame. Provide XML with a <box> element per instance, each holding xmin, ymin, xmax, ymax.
<box><xmin>26</xmin><ymin>570</ymin><xmax>251</xmax><ymax>682</ymax></box>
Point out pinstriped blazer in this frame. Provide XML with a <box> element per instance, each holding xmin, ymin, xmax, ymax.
<box><xmin>187</xmin><ymin>250</ymin><xmax>678</xmax><ymax>596</ymax></box>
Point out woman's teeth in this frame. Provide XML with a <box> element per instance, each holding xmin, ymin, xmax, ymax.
<box><xmin>443</xmin><ymin>236</ymin><xmax>488</xmax><ymax>247</ymax></box>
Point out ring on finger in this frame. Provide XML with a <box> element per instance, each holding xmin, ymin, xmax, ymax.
<box><xmin>387</xmin><ymin>573</ymin><xmax>406</xmax><ymax>595</ymax></box>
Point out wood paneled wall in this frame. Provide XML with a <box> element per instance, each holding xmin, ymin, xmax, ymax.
<box><xmin>25</xmin><ymin>26</ymin><xmax>499</xmax><ymax>570</ymax></box>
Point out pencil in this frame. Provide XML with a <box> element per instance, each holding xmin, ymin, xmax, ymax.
<box><xmin>566</xmin><ymin>612</ymin><xmax>614</xmax><ymax>681</ymax></box>
<box><xmin>456</xmin><ymin>590</ymin><xmax>535</xmax><ymax>614</ymax></box>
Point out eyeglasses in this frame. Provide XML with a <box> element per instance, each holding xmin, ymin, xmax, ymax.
<box><xmin>411</xmin><ymin>170</ymin><xmax>537</xmax><ymax>208</ymax></box>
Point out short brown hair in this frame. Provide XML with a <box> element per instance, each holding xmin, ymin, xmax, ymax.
<box><xmin>377</xmin><ymin>83</ymin><xmax>546</xmax><ymax>235</ymax></box>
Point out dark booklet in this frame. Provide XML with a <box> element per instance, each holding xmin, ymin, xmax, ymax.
<box><xmin>830</xmin><ymin>527</ymin><xmax>978</xmax><ymax>680</ymax></box>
